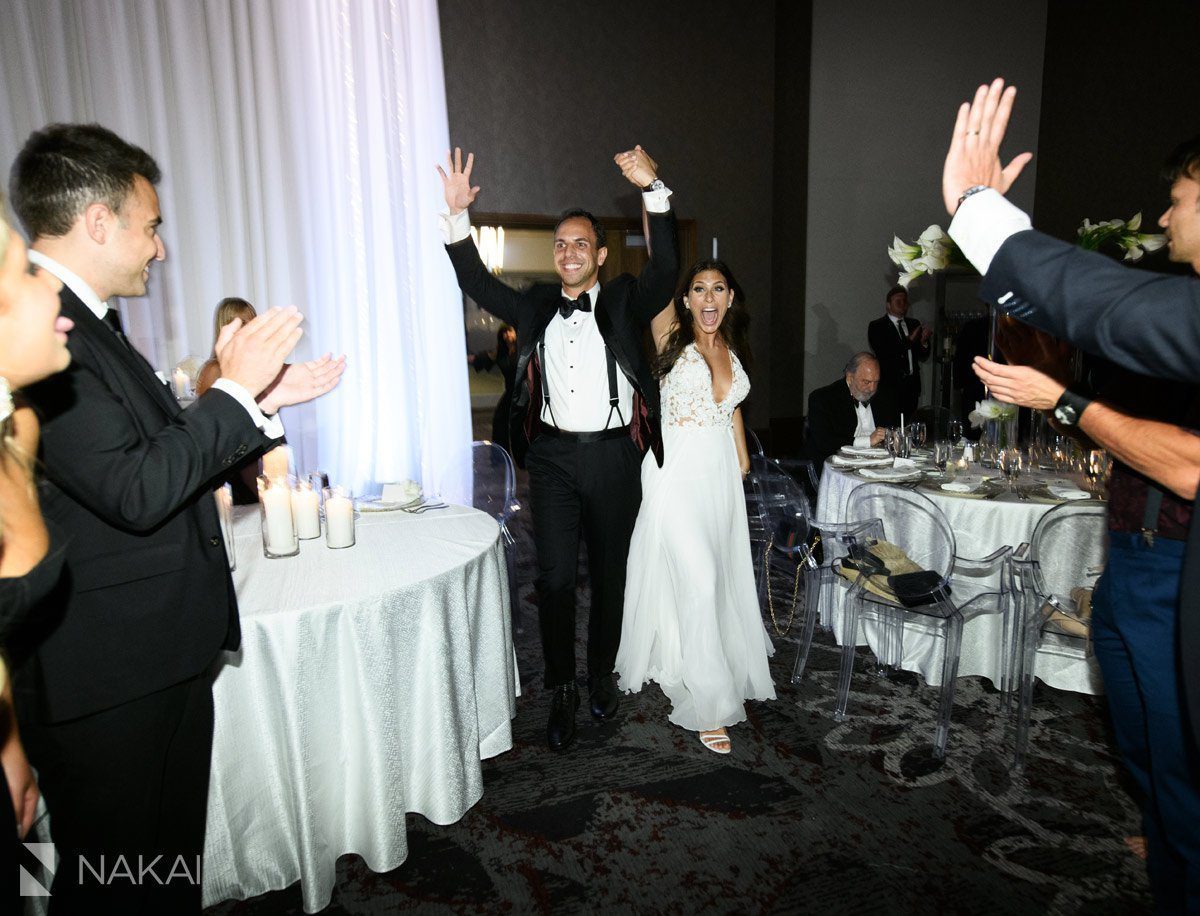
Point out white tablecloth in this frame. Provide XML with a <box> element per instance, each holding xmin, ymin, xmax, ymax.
<box><xmin>202</xmin><ymin>504</ymin><xmax>518</xmax><ymax>912</ymax></box>
<box><xmin>816</xmin><ymin>463</ymin><xmax>1103</xmax><ymax>696</ymax></box>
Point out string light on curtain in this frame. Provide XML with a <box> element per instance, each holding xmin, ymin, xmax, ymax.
<box><xmin>469</xmin><ymin>225</ymin><xmax>505</xmax><ymax>274</ymax></box>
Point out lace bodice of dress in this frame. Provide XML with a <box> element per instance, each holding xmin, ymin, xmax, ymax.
<box><xmin>660</xmin><ymin>343</ymin><xmax>750</xmax><ymax>429</ymax></box>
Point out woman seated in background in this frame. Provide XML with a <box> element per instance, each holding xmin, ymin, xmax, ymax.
<box><xmin>0</xmin><ymin>207</ymin><xmax>74</xmax><ymax>900</ymax></box>
<box><xmin>197</xmin><ymin>297</ymin><xmax>260</xmax><ymax>503</ymax></box>
<box><xmin>468</xmin><ymin>324</ymin><xmax>517</xmax><ymax>454</ymax></box>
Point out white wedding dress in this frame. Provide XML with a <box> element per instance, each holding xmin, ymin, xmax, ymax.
<box><xmin>616</xmin><ymin>342</ymin><xmax>776</xmax><ymax>731</ymax></box>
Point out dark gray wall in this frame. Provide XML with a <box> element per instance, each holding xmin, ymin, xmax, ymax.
<box><xmin>803</xmin><ymin>0</ymin><xmax>1048</xmax><ymax>401</ymax></box>
<box><xmin>1033</xmin><ymin>0</ymin><xmax>1200</xmax><ymax>253</ymax></box>
<box><xmin>438</xmin><ymin>0</ymin><xmax>779</xmax><ymax>424</ymax></box>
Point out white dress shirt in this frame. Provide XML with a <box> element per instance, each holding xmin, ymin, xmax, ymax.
<box><xmin>947</xmin><ymin>188</ymin><xmax>1033</xmax><ymax>275</ymax></box>
<box><xmin>441</xmin><ymin>186</ymin><xmax>672</xmax><ymax>431</ymax></box>
<box><xmin>29</xmin><ymin>250</ymin><xmax>284</xmax><ymax>438</ymax></box>
<box><xmin>852</xmin><ymin>398</ymin><xmax>876</xmax><ymax>448</ymax></box>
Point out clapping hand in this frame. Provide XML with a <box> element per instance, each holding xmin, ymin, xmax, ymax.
<box><xmin>614</xmin><ymin>145</ymin><xmax>658</xmax><ymax>188</ymax></box>
<box><xmin>942</xmin><ymin>78</ymin><xmax>1033</xmax><ymax>216</ymax></box>
<box><xmin>258</xmin><ymin>353</ymin><xmax>347</xmax><ymax>415</ymax></box>
<box><xmin>436</xmin><ymin>147</ymin><xmax>481</xmax><ymax>214</ymax></box>
<box><xmin>215</xmin><ymin>307</ymin><xmax>304</xmax><ymax>399</ymax></box>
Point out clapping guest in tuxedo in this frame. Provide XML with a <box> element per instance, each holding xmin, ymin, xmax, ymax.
<box><xmin>438</xmin><ymin>145</ymin><xmax>679</xmax><ymax>751</ymax></box>
<box><xmin>0</xmin><ymin>205</ymin><xmax>73</xmax><ymax>904</ymax></box>
<box><xmin>942</xmin><ymin>78</ymin><xmax>1200</xmax><ymax>911</ymax></box>
<box><xmin>868</xmin><ymin>285</ymin><xmax>931</xmax><ymax>426</ymax></box>
<box><xmin>7</xmin><ymin>123</ymin><xmax>344</xmax><ymax>912</ymax></box>
<box><xmin>806</xmin><ymin>352</ymin><xmax>885</xmax><ymax>467</ymax></box>
<box><xmin>468</xmin><ymin>324</ymin><xmax>518</xmax><ymax>453</ymax></box>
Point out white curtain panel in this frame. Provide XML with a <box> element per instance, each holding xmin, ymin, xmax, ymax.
<box><xmin>0</xmin><ymin>0</ymin><xmax>470</xmax><ymax>496</ymax></box>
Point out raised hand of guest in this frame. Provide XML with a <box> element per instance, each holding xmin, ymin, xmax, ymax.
<box><xmin>258</xmin><ymin>353</ymin><xmax>347</xmax><ymax>414</ymax></box>
<box><xmin>214</xmin><ymin>306</ymin><xmax>304</xmax><ymax>399</ymax></box>
<box><xmin>436</xmin><ymin>147</ymin><xmax>481</xmax><ymax>214</ymax></box>
<box><xmin>972</xmin><ymin>356</ymin><xmax>1064</xmax><ymax>410</ymax></box>
<box><xmin>614</xmin><ymin>145</ymin><xmax>658</xmax><ymax>188</ymax></box>
<box><xmin>942</xmin><ymin>78</ymin><xmax>1033</xmax><ymax>216</ymax></box>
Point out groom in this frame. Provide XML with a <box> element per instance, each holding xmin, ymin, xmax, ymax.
<box><xmin>438</xmin><ymin>146</ymin><xmax>679</xmax><ymax>751</ymax></box>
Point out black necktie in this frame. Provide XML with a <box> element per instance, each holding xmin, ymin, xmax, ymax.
<box><xmin>559</xmin><ymin>291</ymin><xmax>592</xmax><ymax>319</ymax></box>
<box><xmin>102</xmin><ymin>308</ymin><xmax>135</xmax><ymax>353</ymax></box>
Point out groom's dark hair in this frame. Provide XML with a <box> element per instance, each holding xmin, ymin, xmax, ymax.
<box><xmin>9</xmin><ymin>123</ymin><xmax>161</xmax><ymax>239</ymax></box>
<box><xmin>1163</xmin><ymin>134</ymin><xmax>1200</xmax><ymax>185</ymax></box>
<box><xmin>555</xmin><ymin>208</ymin><xmax>606</xmax><ymax>250</ymax></box>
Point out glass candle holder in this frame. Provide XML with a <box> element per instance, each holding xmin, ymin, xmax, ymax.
<box><xmin>308</xmin><ymin>470</ymin><xmax>330</xmax><ymax>509</ymax></box>
<box><xmin>291</xmin><ymin>479</ymin><xmax>322</xmax><ymax>540</ymax></box>
<box><xmin>260</xmin><ymin>444</ymin><xmax>292</xmax><ymax>479</ymax></box>
<box><xmin>258</xmin><ymin>475</ymin><xmax>299</xmax><ymax>558</ymax></box>
<box><xmin>215</xmin><ymin>482</ymin><xmax>236</xmax><ymax>571</ymax></box>
<box><xmin>323</xmin><ymin>486</ymin><xmax>356</xmax><ymax>549</ymax></box>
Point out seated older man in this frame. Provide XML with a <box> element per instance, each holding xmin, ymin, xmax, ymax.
<box><xmin>806</xmin><ymin>352</ymin><xmax>886</xmax><ymax>467</ymax></box>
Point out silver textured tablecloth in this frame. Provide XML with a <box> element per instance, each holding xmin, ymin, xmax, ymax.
<box><xmin>816</xmin><ymin>463</ymin><xmax>1103</xmax><ymax>696</ymax></box>
<box><xmin>202</xmin><ymin>504</ymin><xmax>517</xmax><ymax>911</ymax></box>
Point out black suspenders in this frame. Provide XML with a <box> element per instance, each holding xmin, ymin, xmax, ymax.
<box><xmin>538</xmin><ymin>336</ymin><xmax>625</xmax><ymax>430</ymax></box>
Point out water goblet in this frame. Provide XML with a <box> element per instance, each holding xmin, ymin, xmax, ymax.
<box><xmin>911</xmin><ymin>421</ymin><xmax>927</xmax><ymax>449</ymax></box>
<box><xmin>949</xmin><ymin>419</ymin><xmax>964</xmax><ymax>443</ymax></box>
<box><xmin>932</xmin><ymin>440</ymin><xmax>951</xmax><ymax>473</ymax></box>
<box><xmin>999</xmin><ymin>448</ymin><xmax>1023</xmax><ymax>492</ymax></box>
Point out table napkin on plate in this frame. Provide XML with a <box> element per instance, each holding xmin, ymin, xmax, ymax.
<box><xmin>1048</xmin><ymin>484</ymin><xmax>1091</xmax><ymax>501</ymax></box>
<box><xmin>831</xmin><ymin>454</ymin><xmax>893</xmax><ymax>468</ymax></box>
<box><xmin>859</xmin><ymin>466</ymin><xmax>921</xmax><ymax>481</ymax></box>
<box><xmin>841</xmin><ymin>445</ymin><xmax>889</xmax><ymax>458</ymax></box>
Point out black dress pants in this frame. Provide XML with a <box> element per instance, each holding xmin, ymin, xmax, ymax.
<box><xmin>526</xmin><ymin>434</ymin><xmax>642</xmax><ymax>689</ymax></box>
<box><xmin>20</xmin><ymin>671</ymin><xmax>215</xmax><ymax>914</ymax></box>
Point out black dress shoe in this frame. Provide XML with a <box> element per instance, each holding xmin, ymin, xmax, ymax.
<box><xmin>546</xmin><ymin>683</ymin><xmax>580</xmax><ymax>751</ymax></box>
<box><xmin>588</xmin><ymin>673</ymin><xmax>619</xmax><ymax>720</ymax></box>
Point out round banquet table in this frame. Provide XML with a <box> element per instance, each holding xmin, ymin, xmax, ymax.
<box><xmin>201</xmin><ymin>503</ymin><xmax>518</xmax><ymax>912</ymax></box>
<box><xmin>816</xmin><ymin>461</ymin><xmax>1104</xmax><ymax>696</ymax></box>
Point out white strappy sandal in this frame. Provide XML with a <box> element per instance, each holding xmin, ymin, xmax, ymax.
<box><xmin>699</xmin><ymin>728</ymin><xmax>731</xmax><ymax>755</ymax></box>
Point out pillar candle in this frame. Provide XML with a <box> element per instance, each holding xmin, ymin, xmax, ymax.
<box><xmin>325</xmin><ymin>493</ymin><xmax>355</xmax><ymax>549</ymax></box>
<box><xmin>260</xmin><ymin>480</ymin><xmax>297</xmax><ymax>555</ymax></box>
<box><xmin>172</xmin><ymin>368</ymin><xmax>190</xmax><ymax>399</ymax></box>
<box><xmin>291</xmin><ymin>482</ymin><xmax>321</xmax><ymax>539</ymax></box>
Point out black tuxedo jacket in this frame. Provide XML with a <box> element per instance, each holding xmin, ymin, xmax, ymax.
<box><xmin>807</xmin><ymin>378</ymin><xmax>869</xmax><ymax>467</ymax></box>
<box><xmin>980</xmin><ymin>227</ymin><xmax>1200</xmax><ymax>748</ymax></box>
<box><xmin>14</xmin><ymin>288</ymin><xmax>277</xmax><ymax>723</ymax></box>
<box><xmin>446</xmin><ymin>210</ymin><xmax>679</xmax><ymax>467</ymax></box>
<box><xmin>868</xmin><ymin>314</ymin><xmax>930</xmax><ymax>384</ymax></box>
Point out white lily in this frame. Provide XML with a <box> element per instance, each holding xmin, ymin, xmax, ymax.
<box><xmin>968</xmin><ymin>398</ymin><xmax>1018</xmax><ymax>427</ymax></box>
<box><xmin>888</xmin><ymin>236</ymin><xmax>921</xmax><ymax>268</ymax></box>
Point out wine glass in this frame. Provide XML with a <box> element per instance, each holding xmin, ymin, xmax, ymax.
<box><xmin>1086</xmin><ymin>449</ymin><xmax>1111</xmax><ymax>494</ymax></box>
<box><xmin>1000</xmin><ymin>448</ymin><xmax>1023</xmax><ymax>492</ymax></box>
<box><xmin>932</xmin><ymin>440</ymin><xmax>952</xmax><ymax>473</ymax></box>
<box><xmin>911</xmin><ymin>421</ymin><xmax>927</xmax><ymax>449</ymax></box>
<box><xmin>949</xmin><ymin>419</ymin><xmax>964</xmax><ymax>443</ymax></box>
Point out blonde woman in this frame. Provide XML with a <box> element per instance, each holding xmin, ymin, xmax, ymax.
<box><xmin>196</xmin><ymin>296</ymin><xmax>257</xmax><ymax>395</ymax></box>
<box><xmin>0</xmin><ymin>209</ymin><xmax>73</xmax><ymax>897</ymax></box>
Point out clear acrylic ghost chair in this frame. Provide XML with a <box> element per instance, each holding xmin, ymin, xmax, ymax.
<box><xmin>1011</xmin><ymin>501</ymin><xmax>1107</xmax><ymax>771</ymax></box>
<box><xmin>749</xmin><ymin>463</ymin><xmax>814</xmax><ymax>610</ymax></box>
<box><xmin>466</xmin><ymin>441</ymin><xmax>523</xmax><ymax>632</ymax></box>
<box><xmin>842</xmin><ymin>483</ymin><xmax>1013</xmax><ymax>758</ymax></box>
<box><xmin>790</xmin><ymin>517</ymin><xmax>886</xmax><ymax>688</ymax></box>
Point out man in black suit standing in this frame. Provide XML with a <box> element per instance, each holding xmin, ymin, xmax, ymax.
<box><xmin>8</xmin><ymin>123</ymin><xmax>343</xmax><ymax>911</ymax></box>
<box><xmin>806</xmin><ymin>352</ymin><xmax>885</xmax><ymax>467</ymax></box>
<box><xmin>437</xmin><ymin>146</ymin><xmax>678</xmax><ymax>751</ymax></box>
<box><xmin>868</xmin><ymin>285</ymin><xmax>931</xmax><ymax>426</ymax></box>
<box><xmin>941</xmin><ymin>78</ymin><xmax>1200</xmax><ymax>910</ymax></box>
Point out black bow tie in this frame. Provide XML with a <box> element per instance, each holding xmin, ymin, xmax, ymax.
<box><xmin>559</xmin><ymin>291</ymin><xmax>592</xmax><ymax>319</ymax></box>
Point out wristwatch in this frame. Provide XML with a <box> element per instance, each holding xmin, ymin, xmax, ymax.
<box><xmin>642</xmin><ymin>178</ymin><xmax>665</xmax><ymax>193</ymax></box>
<box><xmin>1052</xmin><ymin>387</ymin><xmax>1093</xmax><ymax>426</ymax></box>
<box><xmin>955</xmin><ymin>184</ymin><xmax>991</xmax><ymax>211</ymax></box>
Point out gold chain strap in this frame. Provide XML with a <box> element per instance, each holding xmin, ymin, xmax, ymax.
<box><xmin>763</xmin><ymin>534</ymin><xmax>809</xmax><ymax>637</ymax></box>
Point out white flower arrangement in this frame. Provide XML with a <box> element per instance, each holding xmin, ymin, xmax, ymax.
<box><xmin>1076</xmin><ymin>212</ymin><xmax>1166</xmax><ymax>262</ymax></box>
<box><xmin>968</xmin><ymin>398</ymin><xmax>1018</xmax><ymax>428</ymax></box>
<box><xmin>887</xmin><ymin>224</ymin><xmax>971</xmax><ymax>287</ymax></box>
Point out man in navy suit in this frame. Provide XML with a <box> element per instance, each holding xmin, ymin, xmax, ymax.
<box><xmin>941</xmin><ymin>78</ymin><xmax>1200</xmax><ymax>911</ymax></box>
<box><xmin>9</xmin><ymin>123</ymin><xmax>343</xmax><ymax>912</ymax></box>
<box><xmin>867</xmin><ymin>286</ymin><xmax>930</xmax><ymax>426</ymax></box>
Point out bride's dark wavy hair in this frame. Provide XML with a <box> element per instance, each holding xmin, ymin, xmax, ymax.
<box><xmin>652</xmin><ymin>259</ymin><xmax>752</xmax><ymax>379</ymax></box>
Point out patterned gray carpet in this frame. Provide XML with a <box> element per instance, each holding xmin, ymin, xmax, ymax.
<box><xmin>208</xmin><ymin>463</ymin><xmax>1152</xmax><ymax>915</ymax></box>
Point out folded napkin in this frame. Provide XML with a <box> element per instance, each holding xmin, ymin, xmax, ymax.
<box><xmin>841</xmin><ymin>445</ymin><xmax>889</xmax><ymax>458</ymax></box>
<box><xmin>831</xmin><ymin>454</ymin><xmax>893</xmax><ymax>468</ymax></box>
<box><xmin>893</xmin><ymin>457</ymin><xmax>917</xmax><ymax>470</ymax></box>
<box><xmin>1048</xmin><ymin>485</ymin><xmax>1091</xmax><ymax>501</ymax></box>
<box><xmin>940</xmin><ymin>482</ymin><xmax>973</xmax><ymax>493</ymax></box>
<box><xmin>859</xmin><ymin>466</ymin><xmax>921</xmax><ymax>481</ymax></box>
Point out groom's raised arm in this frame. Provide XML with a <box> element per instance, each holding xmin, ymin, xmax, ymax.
<box><xmin>615</xmin><ymin>146</ymin><xmax>679</xmax><ymax>323</ymax></box>
<box><xmin>437</xmin><ymin>147</ymin><xmax>521</xmax><ymax>326</ymax></box>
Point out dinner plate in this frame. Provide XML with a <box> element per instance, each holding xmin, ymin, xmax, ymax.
<box><xmin>355</xmin><ymin>495</ymin><xmax>423</xmax><ymax>513</ymax></box>
<box><xmin>840</xmin><ymin>446</ymin><xmax>889</xmax><ymax>458</ymax></box>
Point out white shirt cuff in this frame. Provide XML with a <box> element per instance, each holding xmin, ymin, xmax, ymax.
<box><xmin>852</xmin><ymin>433</ymin><xmax>872</xmax><ymax>448</ymax></box>
<box><xmin>947</xmin><ymin>189</ymin><xmax>1032</xmax><ymax>275</ymax></box>
<box><xmin>439</xmin><ymin>209</ymin><xmax>472</xmax><ymax>245</ymax></box>
<box><xmin>211</xmin><ymin>378</ymin><xmax>285</xmax><ymax>439</ymax></box>
<box><xmin>642</xmin><ymin>186</ymin><xmax>672</xmax><ymax>214</ymax></box>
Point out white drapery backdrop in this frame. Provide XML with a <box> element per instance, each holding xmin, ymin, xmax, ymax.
<box><xmin>0</xmin><ymin>0</ymin><xmax>470</xmax><ymax>496</ymax></box>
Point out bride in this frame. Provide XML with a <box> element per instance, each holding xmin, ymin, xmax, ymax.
<box><xmin>615</xmin><ymin>259</ymin><xmax>775</xmax><ymax>754</ymax></box>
